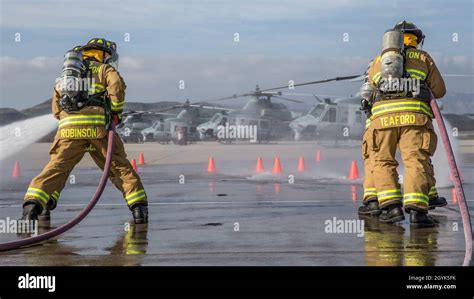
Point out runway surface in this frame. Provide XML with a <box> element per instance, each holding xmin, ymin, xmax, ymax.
<box><xmin>0</xmin><ymin>141</ymin><xmax>472</xmax><ymax>266</ymax></box>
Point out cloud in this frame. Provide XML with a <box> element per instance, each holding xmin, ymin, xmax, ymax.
<box><xmin>0</xmin><ymin>56</ymin><xmax>62</xmax><ymax>72</ymax></box>
<box><xmin>3</xmin><ymin>52</ymin><xmax>470</xmax><ymax>110</ymax></box>
<box><xmin>119</xmin><ymin>56</ymin><xmax>147</xmax><ymax>70</ymax></box>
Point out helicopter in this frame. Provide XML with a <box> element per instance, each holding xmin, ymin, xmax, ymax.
<box><xmin>141</xmin><ymin>99</ymin><xmax>229</xmax><ymax>144</ymax></box>
<box><xmin>116</xmin><ymin>111</ymin><xmax>175</xmax><ymax>143</ymax></box>
<box><xmin>241</xmin><ymin>74</ymin><xmax>366</xmax><ymax>143</ymax></box>
<box><xmin>196</xmin><ymin>85</ymin><xmax>305</xmax><ymax>143</ymax></box>
<box><xmin>289</xmin><ymin>94</ymin><xmax>366</xmax><ymax>141</ymax></box>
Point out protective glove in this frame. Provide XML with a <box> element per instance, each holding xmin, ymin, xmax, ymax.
<box><xmin>112</xmin><ymin>114</ymin><xmax>122</xmax><ymax>125</ymax></box>
<box><xmin>360</xmin><ymin>99</ymin><xmax>371</xmax><ymax>112</ymax></box>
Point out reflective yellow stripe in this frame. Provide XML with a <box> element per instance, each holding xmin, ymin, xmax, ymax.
<box><xmin>378</xmin><ymin>189</ymin><xmax>400</xmax><ymax>194</ymax></box>
<box><xmin>407</xmin><ymin>73</ymin><xmax>424</xmax><ymax>80</ymax></box>
<box><xmin>111</xmin><ymin>101</ymin><xmax>124</xmax><ymax>107</ymax></box>
<box><xmin>51</xmin><ymin>191</ymin><xmax>60</xmax><ymax>201</ymax></box>
<box><xmin>373</xmin><ymin>105</ymin><xmax>433</xmax><ymax>118</ymax></box>
<box><xmin>365</xmin><ymin>115</ymin><xmax>373</xmax><ymax>129</ymax></box>
<box><xmin>364</xmin><ymin>188</ymin><xmax>377</xmax><ymax>198</ymax></box>
<box><xmin>428</xmin><ymin>186</ymin><xmax>438</xmax><ymax>197</ymax></box>
<box><xmin>111</xmin><ymin>101</ymin><xmax>124</xmax><ymax>112</ymax></box>
<box><xmin>364</xmin><ymin>192</ymin><xmax>377</xmax><ymax>196</ymax></box>
<box><xmin>59</xmin><ymin>115</ymin><xmax>105</xmax><ymax>122</ymax></box>
<box><xmin>403</xmin><ymin>192</ymin><xmax>429</xmax><ymax>205</ymax></box>
<box><xmin>27</xmin><ymin>187</ymin><xmax>49</xmax><ymax>199</ymax></box>
<box><xmin>404</xmin><ymin>192</ymin><xmax>428</xmax><ymax>198</ymax></box>
<box><xmin>25</xmin><ymin>188</ymin><xmax>49</xmax><ymax>203</ymax></box>
<box><xmin>404</xmin><ymin>199</ymin><xmax>429</xmax><ymax>205</ymax></box>
<box><xmin>126</xmin><ymin>189</ymin><xmax>146</xmax><ymax>199</ymax></box>
<box><xmin>379</xmin><ymin>195</ymin><xmax>402</xmax><ymax>202</ymax></box>
<box><xmin>126</xmin><ymin>189</ymin><xmax>147</xmax><ymax>206</ymax></box>
<box><xmin>377</xmin><ymin>189</ymin><xmax>402</xmax><ymax>202</ymax></box>
<box><xmin>406</xmin><ymin>68</ymin><xmax>427</xmax><ymax>80</ymax></box>
<box><xmin>89</xmin><ymin>84</ymin><xmax>105</xmax><ymax>93</ymax></box>
<box><xmin>372</xmin><ymin>101</ymin><xmax>433</xmax><ymax>118</ymax></box>
<box><xmin>25</xmin><ymin>193</ymin><xmax>49</xmax><ymax>203</ymax></box>
<box><xmin>373</xmin><ymin>72</ymin><xmax>381</xmax><ymax>84</ymax></box>
<box><xmin>59</xmin><ymin>120</ymin><xmax>106</xmax><ymax>128</ymax></box>
<box><xmin>59</xmin><ymin>115</ymin><xmax>106</xmax><ymax>128</ymax></box>
<box><xmin>127</xmin><ymin>194</ymin><xmax>147</xmax><ymax>206</ymax></box>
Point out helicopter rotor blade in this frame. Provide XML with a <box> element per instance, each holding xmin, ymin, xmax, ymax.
<box><xmin>200</xmin><ymin>94</ymin><xmax>247</xmax><ymax>103</ymax></box>
<box><xmin>273</xmin><ymin>96</ymin><xmax>305</xmax><ymax>104</ymax></box>
<box><xmin>311</xmin><ymin>94</ymin><xmax>323</xmax><ymax>103</ymax></box>
<box><xmin>261</xmin><ymin>74</ymin><xmax>363</xmax><ymax>92</ymax></box>
<box><xmin>280</xmin><ymin>92</ymin><xmax>343</xmax><ymax>98</ymax></box>
<box><xmin>188</xmin><ymin>104</ymin><xmax>233</xmax><ymax>111</ymax></box>
<box><xmin>154</xmin><ymin>105</ymin><xmax>184</xmax><ymax>113</ymax></box>
<box><xmin>348</xmin><ymin>75</ymin><xmax>365</xmax><ymax>82</ymax></box>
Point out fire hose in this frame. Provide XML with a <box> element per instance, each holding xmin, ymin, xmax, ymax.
<box><xmin>431</xmin><ymin>98</ymin><xmax>472</xmax><ymax>266</ymax></box>
<box><xmin>0</xmin><ymin>122</ymin><xmax>115</xmax><ymax>252</ymax></box>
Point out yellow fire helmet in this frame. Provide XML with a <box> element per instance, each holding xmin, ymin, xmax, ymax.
<box><xmin>78</xmin><ymin>38</ymin><xmax>119</xmax><ymax>69</ymax></box>
<box><xmin>394</xmin><ymin>21</ymin><xmax>425</xmax><ymax>47</ymax></box>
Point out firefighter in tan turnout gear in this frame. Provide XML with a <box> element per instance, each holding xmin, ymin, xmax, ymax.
<box><xmin>358</xmin><ymin>21</ymin><xmax>446</xmax><ymax>227</ymax></box>
<box><xmin>21</xmin><ymin>38</ymin><xmax>148</xmax><ymax>224</ymax></box>
<box><xmin>359</xmin><ymin>63</ymin><xmax>447</xmax><ymax>217</ymax></box>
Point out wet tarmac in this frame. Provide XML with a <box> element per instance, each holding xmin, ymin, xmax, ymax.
<box><xmin>0</xmin><ymin>142</ymin><xmax>473</xmax><ymax>266</ymax></box>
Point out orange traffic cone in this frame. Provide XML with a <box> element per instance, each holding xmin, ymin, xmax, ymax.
<box><xmin>347</xmin><ymin>160</ymin><xmax>359</xmax><ymax>180</ymax></box>
<box><xmin>131</xmin><ymin>159</ymin><xmax>138</xmax><ymax>172</ymax></box>
<box><xmin>138</xmin><ymin>152</ymin><xmax>145</xmax><ymax>165</ymax></box>
<box><xmin>12</xmin><ymin>160</ymin><xmax>21</xmax><ymax>178</ymax></box>
<box><xmin>297</xmin><ymin>156</ymin><xmax>306</xmax><ymax>172</ymax></box>
<box><xmin>272</xmin><ymin>157</ymin><xmax>282</xmax><ymax>174</ymax></box>
<box><xmin>255</xmin><ymin>157</ymin><xmax>264</xmax><ymax>173</ymax></box>
<box><xmin>207</xmin><ymin>156</ymin><xmax>216</xmax><ymax>173</ymax></box>
<box><xmin>315</xmin><ymin>150</ymin><xmax>321</xmax><ymax>162</ymax></box>
<box><xmin>452</xmin><ymin>188</ymin><xmax>457</xmax><ymax>204</ymax></box>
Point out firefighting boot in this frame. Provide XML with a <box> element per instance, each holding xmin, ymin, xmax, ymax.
<box><xmin>38</xmin><ymin>197</ymin><xmax>57</xmax><ymax>227</ymax></box>
<box><xmin>409</xmin><ymin>210</ymin><xmax>437</xmax><ymax>228</ymax></box>
<box><xmin>132</xmin><ymin>205</ymin><xmax>148</xmax><ymax>224</ymax></box>
<box><xmin>38</xmin><ymin>208</ymin><xmax>50</xmax><ymax>221</ymax></box>
<box><xmin>21</xmin><ymin>202</ymin><xmax>42</xmax><ymax>221</ymax></box>
<box><xmin>379</xmin><ymin>204</ymin><xmax>405</xmax><ymax>224</ymax></box>
<box><xmin>358</xmin><ymin>198</ymin><xmax>382</xmax><ymax>216</ymax></box>
<box><xmin>428</xmin><ymin>196</ymin><xmax>447</xmax><ymax>210</ymax></box>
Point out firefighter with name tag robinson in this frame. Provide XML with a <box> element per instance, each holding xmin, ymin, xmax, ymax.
<box><xmin>21</xmin><ymin>38</ymin><xmax>148</xmax><ymax>224</ymax></box>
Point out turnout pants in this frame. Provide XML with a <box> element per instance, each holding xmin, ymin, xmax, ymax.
<box><xmin>366</xmin><ymin>119</ymin><xmax>437</xmax><ymax>212</ymax></box>
<box><xmin>24</xmin><ymin>133</ymin><xmax>147</xmax><ymax>210</ymax></box>
<box><xmin>362</xmin><ymin>126</ymin><xmax>439</xmax><ymax>205</ymax></box>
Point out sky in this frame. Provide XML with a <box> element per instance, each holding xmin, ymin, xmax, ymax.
<box><xmin>0</xmin><ymin>0</ymin><xmax>473</xmax><ymax>109</ymax></box>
